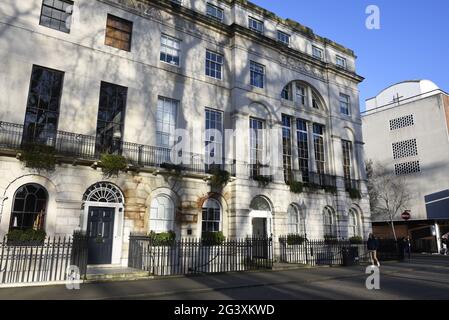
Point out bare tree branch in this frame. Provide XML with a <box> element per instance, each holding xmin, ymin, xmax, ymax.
<box><xmin>365</xmin><ymin>160</ymin><xmax>411</xmax><ymax>241</ymax></box>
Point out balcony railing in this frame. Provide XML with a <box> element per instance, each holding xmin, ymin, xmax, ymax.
<box><xmin>248</xmin><ymin>164</ymin><xmax>273</xmax><ymax>180</ymax></box>
<box><xmin>286</xmin><ymin>170</ymin><xmax>337</xmax><ymax>189</ymax></box>
<box><xmin>0</xmin><ymin>121</ymin><xmax>235</xmax><ymax>176</ymax></box>
<box><xmin>344</xmin><ymin>178</ymin><xmax>360</xmax><ymax>191</ymax></box>
<box><xmin>308</xmin><ymin>172</ymin><xmax>337</xmax><ymax>189</ymax></box>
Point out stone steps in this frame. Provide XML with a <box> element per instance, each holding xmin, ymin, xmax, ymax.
<box><xmin>271</xmin><ymin>263</ymin><xmax>311</xmax><ymax>271</ymax></box>
<box><xmin>85</xmin><ymin>266</ymin><xmax>154</xmax><ymax>283</ymax></box>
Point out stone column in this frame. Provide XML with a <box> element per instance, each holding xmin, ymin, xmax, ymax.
<box><xmin>228</xmin><ymin>209</ymin><xmax>251</xmax><ymax>238</ymax></box>
<box><xmin>355</xmin><ymin>141</ymin><xmax>368</xmax><ymax>194</ymax></box>
<box><xmin>269</xmin><ymin>120</ymin><xmax>285</xmax><ymax>183</ymax></box>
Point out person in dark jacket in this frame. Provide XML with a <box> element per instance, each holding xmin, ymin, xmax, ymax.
<box><xmin>367</xmin><ymin>233</ymin><xmax>380</xmax><ymax>267</ymax></box>
<box><xmin>403</xmin><ymin>236</ymin><xmax>412</xmax><ymax>260</ymax></box>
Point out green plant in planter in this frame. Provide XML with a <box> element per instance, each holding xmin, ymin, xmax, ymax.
<box><xmin>7</xmin><ymin>229</ymin><xmax>47</xmax><ymax>244</ymax></box>
<box><xmin>210</xmin><ymin>168</ymin><xmax>231</xmax><ymax>189</ymax></box>
<box><xmin>148</xmin><ymin>231</ymin><xmax>176</xmax><ymax>245</ymax></box>
<box><xmin>20</xmin><ymin>144</ymin><xmax>56</xmax><ymax>171</ymax></box>
<box><xmin>100</xmin><ymin>154</ymin><xmax>128</xmax><ymax>177</ymax></box>
<box><xmin>304</xmin><ymin>182</ymin><xmax>321</xmax><ymax>192</ymax></box>
<box><xmin>289</xmin><ymin>181</ymin><xmax>304</xmax><ymax>194</ymax></box>
<box><xmin>323</xmin><ymin>185</ymin><xmax>337</xmax><ymax>194</ymax></box>
<box><xmin>347</xmin><ymin>188</ymin><xmax>362</xmax><ymax>200</ymax></box>
<box><xmin>286</xmin><ymin>234</ymin><xmax>305</xmax><ymax>245</ymax></box>
<box><xmin>349</xmin><ymin>236</ymin><xmax>363</xmax><ymax>244</ymax></box>
<box><xmin>324</xmin><ymin>235</ymin><xmax>338</xmax><ymax>244</ymax></box>
<box><xmin>253</xmin><ymin>175</ymin><xmax>271</xmax><ymax>188</ymax></box>
<box><xmin>6</xmin><ymin>229</ymin><xmax>24</xmax><ymax>242</ymax></box>
<box><xmin>201</xmin><ymin>231</ymin><xmax>225</xmax><ymax>246</ymax></box>
<box><xmin>160</xmin><ymin>162</ymin><xmax>183</xmax><ymax>177</ymax></box>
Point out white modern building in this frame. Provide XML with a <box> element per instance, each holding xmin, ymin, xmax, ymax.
<box><xmin>0</xmin><ymin>0</ymin><xmax>370</xmax><ymax>266</ymax></box>
<box><xmin>363</xmin><ymin>80</ymin><xmax>449</xmax><ymax>253</ymax></box>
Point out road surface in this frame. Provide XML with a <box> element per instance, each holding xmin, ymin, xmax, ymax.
<box><xmin>0</xmin><ymin>254</ymin><xmax>448</xmax><ymax>300</ymax></box>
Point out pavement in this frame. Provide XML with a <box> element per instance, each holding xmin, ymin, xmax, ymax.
<box><xmin>0</xmin><ymin>254</ymin><xmax>448</xmax><ymax>300</ymax></box>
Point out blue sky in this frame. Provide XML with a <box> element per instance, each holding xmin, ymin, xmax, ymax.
<box><xmin>251</xmin><ymin>0</ymin><xmax>449</xmax><ymax>110</ymax></box>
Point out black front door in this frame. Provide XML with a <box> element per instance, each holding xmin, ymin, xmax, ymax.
<box><xmin>252</xmin><ymin>218</ymin><xmax>269</xmax><ymax>259</ymax></box>
<box><xmin>87</xmin><ymin>207</ymin><xmax>115</xmax><ymax>265</ymax></box>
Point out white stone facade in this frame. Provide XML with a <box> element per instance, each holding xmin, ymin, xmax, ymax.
<box><xmin>0</xmin><ymin>0</ymin><xmax>371</xmax><ymax>265</ymax></box>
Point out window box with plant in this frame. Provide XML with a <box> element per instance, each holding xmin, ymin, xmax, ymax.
<box><xmin>100</xmin><ymin>154</ymin><xmax>128</xmax><ymax>177</ymax></box>
<box><xmin>6</xmin><ymin>229</ymin><xmax>47</xmax><ymax>246</ymax></box>
<box><xmin>160</xmin><ymin>162</ymin><xmax>183</xmax><ymax>177</ymax></box>
<box><xmin>253</xmin><ymin>175</ymin><xmax>272</xmax><ymax>188</ymax></box>
<box><xmin>324</xmin><ymin>185</ymin><xmax>338</xmax><ymax>194</ymax></box>
<box><xmin>347</xmin><ymin>187</ymin><xmax>362</xmax><ymax>200</ymax></box>
<box><xmin>285</xmin><ymin>234</ymin><xmax>306</xmax><ymax>245</ymax></box>
<box><xmin>304</xmin><ymin>182</ymin><xmax>321</xmax><ymax>192</ymax></box>
<box><xmin>20</xmin><ymin>144</ymin><xmax>56</xmax><ymax>171</ymax></box>
<box><xmin>349</xmin><ymin>236</ymin><xmax>363</xmax><ymax>244</ymax></box>
<box><xmin>209</xmin><ymin>168</ymin><xmax>231</xmax><ymax>189</ymax></box>
<box><xmin>147</xmin><ymin>231</ymin><xmax>176</xmax><ymax>246</ymax></box>
<box><xmin>201</xmin><ymin>231</ymin><xmax>225</xmax><ymax>246</ymax></box>
<box><xmin>324</xmin><ymin>235</ymin><xmax>339</xmax><ymax>245</ymax></box>
<box><xmin>288</xmin><ymin>181</ymin><xmax>304</xmax><ymax>194</ymax></box>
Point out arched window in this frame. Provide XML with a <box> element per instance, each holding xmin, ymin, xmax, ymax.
<box><xmin>287</xmin><ymin>205</ymin><xmax>305</xmax><ymax>235</ymax></box>
<box><xmin>10</xmin><ymin>184</ymin><xmax>48</xmax><ymax>231</ymax></box>
<box><xmin>312</xmin><ymin>92</ymin><xmax>321</xmax><ymax>109</ymax></box>
<box><xmin>201</xmin><ymin>198</ymin><xmax>221</xmax><ymax>237</ymax></box>
<box><xmin>250</xmin><ymin>196</ymin><xmax>271</xmax><ymax>212</ymax></box>
<box><xmin>323</xmin><ymin>206</ymin><xmax>337</xmax><ymax>238</ymax></box>
<box><xmin>348</xmin><ymin>208</ymin><xmax>360</xmax><ymax>238</ymax></box>
<box><xmin>149</xmin><ymin>196</ymin><xmax>175</xmax><ymax>233</ymax></box>
<box><xmin>83</xmin><ymin>182</ymin><xmax>124</xmax><ymax>204</ymax></box>
<box><xmin>281</xmin><ymin>81</ymin><xmax>325</xmax><ymax>111</ymax></box>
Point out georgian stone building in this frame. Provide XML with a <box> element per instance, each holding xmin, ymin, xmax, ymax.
<box><xmin>0</xmin><ymin>0</ymin><xmax>370</xmax><ymax>265</ymax></box>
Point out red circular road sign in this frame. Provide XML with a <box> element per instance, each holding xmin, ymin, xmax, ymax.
<box><xmin>402</xmin><ymin>210</ymin><xmax>411</xmax><ymax>221</ymax></box>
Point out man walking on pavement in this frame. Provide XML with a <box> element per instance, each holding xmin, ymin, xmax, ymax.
<box><xmin>403</xmin><ymin>235</ymin><xmax>412</xmax><ymax>261</ymax></box>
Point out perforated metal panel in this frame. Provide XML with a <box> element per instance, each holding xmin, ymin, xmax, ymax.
<box><xmin>389</xmin><ymin>115</ymin><xmax>414</xmax><ymax>130</ymax></box>
<box><xmin>394</xmin><ymin>161</ymin><xmax>421</xmax><ymax>175</ymax></box>
<box><xmin>392</xmin><ymin>139</ymin><xmax>418</xmax><ymax>159</ymax></box>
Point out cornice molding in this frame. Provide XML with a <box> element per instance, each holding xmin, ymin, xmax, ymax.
<box><xmin>100</xmin><ymin>0</ymin><xmax>364</xmax><ymax>84</ymax></box>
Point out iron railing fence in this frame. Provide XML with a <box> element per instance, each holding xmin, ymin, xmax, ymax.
<box><xmin>0</xmin><ymin>121</ymin><xmax>236</xmax><ymax>176</ymax></box>
<box><xmin>0</xmin><ymin>232</ymin><xmax>88</xmax><ymax>285</ymax></box>
<box><xmin>279</xmin><ymin>236</ymin><xmax>404</xmax><ymax>266</ymax></box>
<box><xmin>376</xmin><ymin>239</ymin><xmax>405</xmax><ymax>261</ymax></box>
<box><xmin>128</xmin><ymin>234</ymin><xmax>273</xmax><ymax>276</ymax></box>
